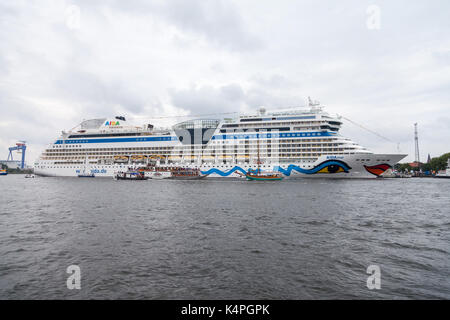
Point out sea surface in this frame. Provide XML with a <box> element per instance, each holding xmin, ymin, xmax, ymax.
<box><xmin>0</xmin><ymin>175</ymin><xmax>449</xmax><ymax>299</ymax></box>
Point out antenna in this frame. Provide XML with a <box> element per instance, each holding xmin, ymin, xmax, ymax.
<box><xmin>339</xmin><ymin>115</ymin><xmax>396</xmax><ymax>144</ymax></box>
<box><xmin>414</xmin><ymin>123</ymin><xmax>420</xmax><ymax>164</ymax></box>
<box><xmin>308</xmin><ymin>96</ymin><xmax>320</xmax><ymax>107</ymax></box>
<box><xmin>307</xmin><ymin>96</ymin><xmax>322</xmax><ymax>114</ymax></box>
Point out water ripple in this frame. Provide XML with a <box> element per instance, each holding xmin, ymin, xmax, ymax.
<box><xmin>0</xmin><ymin>175</ymin><xmax>449</xmax><ymax>299</ymax></box>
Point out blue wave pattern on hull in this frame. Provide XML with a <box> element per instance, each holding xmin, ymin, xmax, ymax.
<box><xmin>201</xmin><ymin>160</ymin><xmax>351</xmax><ymax>177</ymax></box>
<box><xmin>275</xmin><ymin>160</ymin><xmax>352</xmax><ymax>176</ymax></box>
<box><xmin>201</xmin><ymin>166</ymin><xmax>247</xmax><ymax>176</ymax></box>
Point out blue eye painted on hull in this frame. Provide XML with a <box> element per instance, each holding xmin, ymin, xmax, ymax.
<box><xmin>275</xmin><ymin>160</ymin><xmax>352</xmax><ymax>176</ymax></box>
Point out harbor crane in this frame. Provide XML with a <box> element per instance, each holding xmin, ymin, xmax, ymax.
<box><xmin>7</xmin><ymin>141</ymin><xmax>27</xmax><ymax>169</ymax></box>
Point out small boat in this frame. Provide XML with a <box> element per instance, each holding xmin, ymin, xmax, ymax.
<box><xmin>114</xmin><ymin>171</ymin><xmax>148</xmax><ymax>180</ymax></box>
<box><xmin>168</xmin><ymin>167</ymin><xmax>208</xmax><ymax>180</ymax></box>
<box><xmin>78</xmin><ymin>173</ymin><xmax>95</xmax><ymax>178</ymax></box>
<box><xmin>136</xmin><ymin>165</ymin><xmax>171</xmax><ymax>179</ymax></box>
<box><xmin>245</xmin><ymin>138</ymin><xmax>284</xmax><ymax>181</ymax></box>
<box><xmin>246</xmin><ymin>169</ymin><xmax>284</xmax><ymax>181</ymax></box>
<box><xmin>0</xmin><ymin>169</ymin><xmax>7</xmax><ymax>176</ymax></box>
<box><xmin>152</xmin><ymin>172</ymin><xmax>165</xmax><ymax>180</ymax></box>
<box><xmin>25</xmin><ymin>174</ymin><xmax>35</xmax><ymax>178</ymax></box>
<box><xmin>393</xmin><ymin>171</ymin><xmax>412</xmax><ymax>178</ymax></box>
<box><xmin>435</xmin><ymin>159</ymin><xmax>450</xmax><ymax>179</ymax></box>
<box><xmin>137</xmin><ymin>165</ymin><xmax>206</xmax><ymax>180</ymax></box>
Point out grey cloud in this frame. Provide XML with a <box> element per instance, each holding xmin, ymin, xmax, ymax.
<box><xmin>169</xmin><ymin>81</ymin><xmax>305</xmax><ymax>116</ymax></box>
<box><xmin>74</xmin><ymin>0</ymin><xmax>263</xmax><ymax>52</ymax></box>
<box><xmin>220</xmin><ymin>84</ymin><xmax>245</xmax><ymax>101</ymax></box>
<box><xmin>249</xmin><ymin>74</ymin><xmax>295</xmax><ymax>89</ymax></box>
<box><xmin>169</xmin><ymin>84</ymin><xmax>246</xmax><ymax>116</ymax></box>
<box><xmin>0</xmin><ymin>87</ymin><xmax>60</xmax><ymax>152</ymax></box>
<box><xmin>161</xmin><ymin>0</ymin><xmax>262</xmax><ymax>51</ymax></box>
<box><xmin>432</xmin><ymin>50</ymin><xmax>450</xmax><ymax>65</ymax></box>
<box><xmin>94</xmin><ymin>0</ymin><xmax>266</xmax><ymax>52</ymax></box>
<box><xmin>0</xmin><ymin>54</ymin><xmax>9</xmax><ymax>76</ymax></box>
<box><xmin>55</xmin><ymin>70</ymin><xmax>148</xmax><ymax>115</ymax></box>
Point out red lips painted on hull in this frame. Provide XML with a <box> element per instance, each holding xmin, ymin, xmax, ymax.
<box><xmin>364</xmin><ymin>164</ymin><xmax>392</xmax><ymax>176</ymax></box>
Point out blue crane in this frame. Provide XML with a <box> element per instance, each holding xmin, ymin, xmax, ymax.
<box><xmin>7</xmin><ymin>141</ymin><xmax>27</xmax><ymax>169</ymax></box>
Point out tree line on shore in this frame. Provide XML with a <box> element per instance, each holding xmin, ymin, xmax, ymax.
<box><xmin>395</xmin><ymin>152</ymin><xmax>450</xmax><ymax>172</ymax></box>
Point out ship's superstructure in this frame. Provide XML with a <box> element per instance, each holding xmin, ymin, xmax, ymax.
<box><xmin>34</xmin><ymin>101</ymin><xmax>406</xmax><ymax>178</ymax></box>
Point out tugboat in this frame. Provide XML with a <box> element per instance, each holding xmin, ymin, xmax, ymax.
<box><xmin>245</xmin><ymin>138</ymin><xmax>284</xmax><ymax>181</ymax></box>
<box><xmin>0</xmin><ymin>169</ymin><xmax>7</xmax><ymax>176</ymax></box>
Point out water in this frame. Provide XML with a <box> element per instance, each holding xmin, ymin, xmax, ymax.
<box><xmin>0</xmin><ymin>175</ymin><xmax>449</xmax><ymax>299</ymax></box>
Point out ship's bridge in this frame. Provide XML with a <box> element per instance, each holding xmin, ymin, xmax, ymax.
<box><xmin>80</xmin><ymin>118</ymin><xmax>107</xmax><ymax>130</ymax></box>
<box><xmin>74</xmin><ymin>117</ymin><xmax>133</xmax><ymax>132</ymax></box>
<box><xmin>66</xmin><ymin>116</ymin><xmax>155</xmax><ymax>139</ymax></box>
<box><xmin>173</xmin><ymin>119</ymin><xmax>220</xmax><ymax>145</ymax></box>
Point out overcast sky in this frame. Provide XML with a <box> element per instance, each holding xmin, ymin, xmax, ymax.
<box><xmin>1</xmin><ymin>0</ymin><xmax>449</xmax><ymax>164</ymax></box>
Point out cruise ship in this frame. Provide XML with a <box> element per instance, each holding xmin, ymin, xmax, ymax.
<box><xmin>34</xmin><ymin>101</ymin><xmax>407</xmax><ymax>178</ymax></box>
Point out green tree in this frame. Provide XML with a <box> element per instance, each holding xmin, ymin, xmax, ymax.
<box><xmin>395</xmin><ymin>163</ymin><xmax>412</xmax><ymax>172</ymax></box>
<box><xmin>431</xmin><ymin>152</ymin><xmax>450</xmax><ymax>171</ymax></box>
<box><xmin>421</xmin><ymin>152</ymin><xmax>449</xmax><ymax>172</ymax></box>
<box><xmin>396</xmin><ymin>153</ymin><xmax>449</xmax><ymax>173</ymax></box>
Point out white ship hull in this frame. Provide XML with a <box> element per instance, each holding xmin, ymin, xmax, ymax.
<box><xmin>34</xmin><ymin>153</ymin><xmax>405</xmax><ymax>179</ymax></box>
